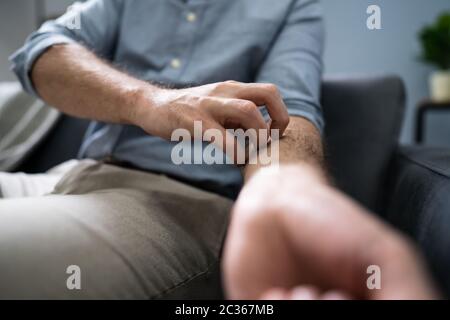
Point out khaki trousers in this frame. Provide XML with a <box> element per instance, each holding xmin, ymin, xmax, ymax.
<box><xmin>0</xmin><ymin>160</ymin><xmax>233</xmax><ymax>299</ymax></box>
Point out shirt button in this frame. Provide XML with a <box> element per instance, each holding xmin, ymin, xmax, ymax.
<box><xmin>186</xmin><ymin>12</ymin><xmax>197</xmax><ymax>23</ymax></box>
<box><xmin>170</xmin><ymin>58</ymin><xmax>182</xmax><ymax>69</ymax></box>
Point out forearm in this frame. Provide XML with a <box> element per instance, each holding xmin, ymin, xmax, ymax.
<box><xmin>243</xmin><ymin>116</ymin><xmax>326</xmax><ymax>182</ymax></box>
<box><xmin>31</xmin><ymin>43</ymin><xmax>154</xmax><ymax>125</ymax></box>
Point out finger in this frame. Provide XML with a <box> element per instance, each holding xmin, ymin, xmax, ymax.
<box><xmin>260</xmin><ymin>288</ymin><xmax>290</xmax><ymax>300</ymax></box>
<box><xmin>288</xmin><ymin>286</ymin><xmax>321</xmax><ymax>300</ymax></box>
<box><xmin>210</xmin><ymin>98</ymin><xmax>270</xmax><ymax>149</ymax></box>
<box><xmin>202</xmin><ymin>120</ymin><xmax>247</xmax><ymax>165</ymax></box>
<box><xmin>321</xmin><ymin>290</ymin><xmax>353</xmax><ymax>300</ymax></box>
<box><xmin>216</xmin><ymin>98</ymin><xmax>268</xmax><ymax>131</ymax></box>
<box><xmin>233</xmin><ymin>83</ymin><xmax>290</xmax><ymax>135</ymax></box>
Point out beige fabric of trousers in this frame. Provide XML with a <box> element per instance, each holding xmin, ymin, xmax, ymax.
<box><xmin>0</xmin><ymin>160</ymin><xmax>233</xmax><ymax>299</ymax></box>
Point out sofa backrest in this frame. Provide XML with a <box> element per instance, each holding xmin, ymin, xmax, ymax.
<box><xmin>322</xmin><ymin>75</ymin><xmax>405</xmax><ymax>212</ymax></box>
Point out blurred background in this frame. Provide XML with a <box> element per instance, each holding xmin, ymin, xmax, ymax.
<box><xmin>0</xmin><ymin>0</ymin><xmax>449</xmax><ymax>146</ymax></box>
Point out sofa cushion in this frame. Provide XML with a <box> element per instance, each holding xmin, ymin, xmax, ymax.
<box><xmin>385</xmin><ymin>146</ymin><xmax>450</xmax><ymax>296</ymax></box>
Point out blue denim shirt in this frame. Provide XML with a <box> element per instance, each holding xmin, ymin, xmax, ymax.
<box><xmin>10</xmin><ymin>0</ymin><xmax>324</xmax><ymax>198</ymax></box>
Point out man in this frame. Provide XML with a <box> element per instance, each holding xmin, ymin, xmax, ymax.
<box><xmin>223</xmin><ymin>165</ymin><xmax>439</xmax><ymax>299</ymax></box>
<box><xmin>1</xmin><ymin>0</ymin><xmax>324</xmax><ymax>298</ymax></box>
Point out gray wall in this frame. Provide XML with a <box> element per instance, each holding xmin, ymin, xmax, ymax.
<box><xmin>0</xmin><ymin>0</ymin><xmax>37</xmax><ymax>81</ymax></box>
<box><xmin>0</xmin><ymin>0</ymin><xmax>74</xmax><ymax>81</ymax></box>
<box><xmin>322</xmin><ymin>0</ymin><xmax>450</xmax><ymax>145</ymax></box>
<box><xmin>42</xmin><ymin>0</ymin><xmax>76</xmax><ymax>18</ymax></box>
<box><xmin>0</xmin><ymin>0</ymin><xmax>449</xmax><ymax>145</ymax></box>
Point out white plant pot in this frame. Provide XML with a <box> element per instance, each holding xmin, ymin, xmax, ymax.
<box><xmin>430</xmin><ymin>71</ymin><xmax>450</xmax><ymax>102</ymax></box>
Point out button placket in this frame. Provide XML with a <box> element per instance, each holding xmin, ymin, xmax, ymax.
<box><xmin>166</xmin><ymin>5</ymin><xmax>203</xmax><ymax>78</ymax></box>
<box><xmin>186</xmin><ymin>11</ymin><xmax>197</xmax><ymax>23</ymax></box>
<box><xmin>170</xmin><ymin>58</ymin><xmax>182</xmax><ymax>69</ymax></box>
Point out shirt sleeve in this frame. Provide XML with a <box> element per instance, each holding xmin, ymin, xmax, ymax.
<box><xmin>9</xmin><ymin>0</ymin><xmax>124</xmax><ymax>98</ymax></box>
<box><xmin>256</xmin><ymin>0</ymin><xmax>325</xmax><ymax>133</ymax></box>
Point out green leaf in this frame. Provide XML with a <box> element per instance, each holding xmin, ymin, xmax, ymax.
<box><xmin>419</xmin><ymin>12</ymin><xmax>450</xmax><ymax>70</ymax></box>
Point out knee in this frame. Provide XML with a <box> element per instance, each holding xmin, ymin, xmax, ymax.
<box><xmin>0</xmin><ymin>199</ymin><xmax>69</xmax><ymax>297</ymax></box>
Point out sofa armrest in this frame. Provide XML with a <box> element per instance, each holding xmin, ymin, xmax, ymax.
<box><xmin>385</xmin><ymin>145</ymin><xmax>450</xmax><ymax>296</ymax></box>
<box><xmin>15</xmin><ymin>115</ymin><xmax>90</xmax><ymax>173</ymax></box>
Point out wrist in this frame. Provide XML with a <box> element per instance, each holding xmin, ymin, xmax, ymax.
<box><xmin>122</xmin><ymin>83</ymin><xmax>166</xmax><ymax>127</ymax></box>
<box><xmin>246</xmin><ymin>163</ymin><xmax>327</xmax><ymax>187</ymax></box>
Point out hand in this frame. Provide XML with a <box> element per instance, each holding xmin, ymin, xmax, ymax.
<box><xmin>133</xmin><ymin>81</ymin><xmax>290</xmax><ymax>158</ymax></box>
<box><xmin>222</xmin><ymin>165</ymin><xmax>439</xmax><ymax>300</ymax></box>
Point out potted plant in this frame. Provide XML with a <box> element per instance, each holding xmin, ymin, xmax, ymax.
<box><xmin>419</xmin><ymin>13</ymin><xmax>450</xmax><ymax>102</ymax></box>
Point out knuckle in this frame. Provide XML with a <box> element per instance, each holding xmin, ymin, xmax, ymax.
<box><xmin>198</xmin><ymin>99</ymin><xmax>219</xmax><ymax>118</ymax></box>
<box><xmin>237</xmin><ymin>199</ymin><xmax>281</xmax><ymax>228</ymax></box>
<box><xmin>280</xmin><ymin>114</ymin><xmax>290</xmax><ymax>127</ymax></box>
<box><xmin>218</xmin><ymin>80</ymin><xmax>239</xmax><ymax>90</ymax></box>
<box><xmin>225</xmin><ymin>80</ymin><xmax>240</xmax><ymax>85</ymax></box>
<box><xmin>239</xmin><ymin>101</ymin><xmax>258</xmax><ymax>116</ymax></box>
<box><xmin>197</xmin><ymin>96</ymin><xmax>210</xmax><ymax>109</ymax></box>
<box><xmin>213</xmin><ymin>82</ymin><xmax>226</xmax><ymax>91</ymax></box>
<box><xmin>234</xmin><ymin>198</ymin><xmax>271</xmax><ymax>221</ymax></box>
<box><xmin>264</xmin><ymin>83</ymin><xmax>279</xmax><ymax>95</ymax></box>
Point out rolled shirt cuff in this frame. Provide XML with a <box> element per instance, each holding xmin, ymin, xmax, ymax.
<box><xmin>9</xmin><ymin>34</ymin><xmax>76</xmax><ymax>98</ymax></box>
<box><xmin>259</xmin><ymin>101</ymin><xmax>325</xmax><ymax>135</ymax></box>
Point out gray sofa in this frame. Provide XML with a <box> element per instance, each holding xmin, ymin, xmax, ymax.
<box><xmin>15</xmin><ymin>75</ymin><xmax>450</xmax><ymax>297</ymax></box>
